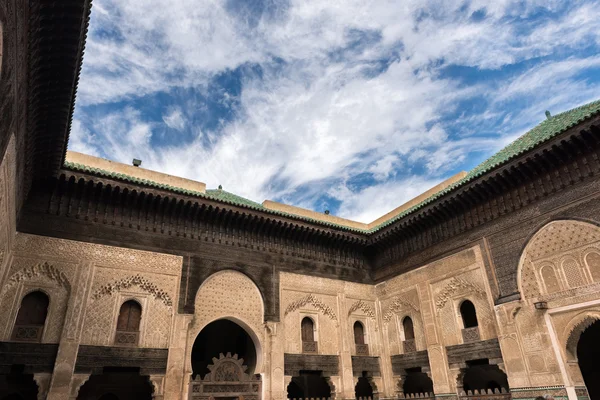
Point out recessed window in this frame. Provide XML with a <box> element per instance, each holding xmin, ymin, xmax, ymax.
<box><xmin>11</xmin><ymin>291</ymin><xmax>49</xmax><ymax>342</ymax></box>
<box><xmin>114</xmin><ymin>300</ymin><xmax>142</xmax><ymax>346</ymax></box>
<box><xmin>460</xmin><ymin>300</ymin><xmax>478</xmax><ymax>328</ymax></box>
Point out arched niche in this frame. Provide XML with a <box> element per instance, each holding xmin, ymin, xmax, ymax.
<box><xmin>518</xmin><ymin>220</ymin><xmax>600</xmax><ymax>300</ymax></box>
<box><xmin>187</xmin><ymin>270</ymin><xmax>265</xmax><ymax>376</ymax></box>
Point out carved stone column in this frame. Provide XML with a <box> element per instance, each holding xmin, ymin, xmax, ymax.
<box><xmin>337</xmin><ymin>293</ymin><xmax>355</xmax><ymax>400</ymax></box>
<box><xmin>164</xmin><ymin>313</ymin><xmax>193</xmax><ymax>400</ymax></box>
<box><xmin>267</xmin><ymin>321</ymin><xmax>285</xmax><ymax>400</ymax></box>
<box><xmin>69</xmin><ymin>373</ymin><xmax>90</xmax><ymax>400</ymax></box>
<box><xmin>47</xmin><ymin>263</ymin><xmax>94</xmax><ymax>400</ymax></box>
<box><xmin>34</xmin><ymin>373</ymin><xmax>52</xmax><ymax>400</ymax></box>
<box><xmin>149</xmin><ymin>374</ymin><xmax>165</xmax><ymax>400</ymax></box>
<box><xmin>416</xmin><ymin>281</ymin><xmax>453</xmax><ymax>395</ymax></box>
<box><xmin>376</xmin><ymin>300</ymin><xmax>395</xmax><ymax>399</ymax></box>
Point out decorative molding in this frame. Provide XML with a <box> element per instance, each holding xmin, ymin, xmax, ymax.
<box><xmin>2</xmin><ymin>262</ymin><xmax>70</xmax><ymax>294</ymax></box>
<box><xmin>284</xmin><ymin>294</ymin><xmax>337</xmax><ymax>321</ymax></box>
<box><xmin>382</xmin><ymin>296</ymin><xmax>419</xmax><ymax>322</ymax></box>
<box><xmin>348</xmin><ymin>300</ymin><xmax>376</xmax><ymax>320</ymax></box>
<box><xmin>435</xmin><ymin>277</ymin><xmax>485</xmax><ymax>310</ymax></box>
<box><xmin>91</xmin><ymin>274</ymin><xmax>173</xmax><ymax>307</ymax></box>
<box><xmin>565</xmin><ymin>314</ymin><xmax>600</xmax><ymax>358</ymax></box>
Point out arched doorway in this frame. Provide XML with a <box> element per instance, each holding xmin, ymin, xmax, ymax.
<box><xmin>577</xmin><ymin>320</ymin><xmax>600</xmax><ymax>398</ymax></box>
<box><xmin>77</xmin><ymin>368</ymin><xmax>153</xmax><ymax>400</ymax></box>
<box><xmin>190</xmin><ymin>319</ymin><xmax>261</xmax><ymax>400</ymax></box>
<box><xmin>355</xmin><ymin>372</ymin><xmax>374</xmax><ymax>400</ymax></box>
<box><xmin>403</xmin><ymin>368</ymin><xmax>433</xmax><ymax>397</ymax></box>
<box><xmin>286</xmin><ymin>371</ymin><xmax>331</xmax><ymax>400</ymax></box>
<box><xmin>461</xmin><ymin>360</ymin><xmax>508</xmax><ymax>394</ymax></box>
<box><xmin>0</xmin><ymin>366</ymin><xmax>38</xmax><ymax>400</ymax></box>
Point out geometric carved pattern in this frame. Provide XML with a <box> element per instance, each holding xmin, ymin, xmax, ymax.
<box><xmin>348</xmin><ymin>300</ymin><xmax>376</xmax><ymax>320</ymax></box>
<box><xmin>2</xmin><ymin>262</ymin><xmax>70</xmax><ymax>294</ymax></box>
<box><xmin>565</xmin><ymin>315</ymin><xmax>600</xmax><ymax>359</ymax></box>
<box><xmin>92</xmin><ymin>274</ymin><xmax>173</xmax><ymax>307</ymax></box>
<box><xmin>382</xmin><ymin>296</ymin><xmax>419</xmax><ymax>322</ymax></box>
<box><xmin>435</xmin><ymin>277</ymin><xmax>485</xmax><ymax>310</ymax></box>
<box><xmin>285</xmin><ymin>294</ymin><xmax>338</xmax><ymax>321</ymax></box>
<box><xmin>526</xmin><ymin>220</ymin><xmax>600</xmax><ymax>261</ymax></box>
<box><xmin>190</xmin><ymin>353</ymin><xmax>261</xmax><ymax>400</ymax></box>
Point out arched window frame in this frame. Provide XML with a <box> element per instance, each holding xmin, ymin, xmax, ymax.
<box><xmin>11</xmin><ymin>289</ymin><xmax>51</xmax><ymax>343</ymax></box>
<box><xmin>112</xmin><ymin>296</ymin><xmax>146</xmax><ymax>347</ymax></box>
<box><xmin>353</xmin><ymin>320</ymin><xmax>366</xmax><ymax>345</ymax></box>
<box><xmin>401</xmin><ymin>315</ymin><xmax>415</xmax><ymax>341</ymax></box>
<box><xmin>583</xmin><ymin>248</ymin><xmax>600</xmax><ymax>283</ymax></box>
<box><xmin>538</xmin><ymin>262</ymin><xmax>562</xmax><ymax>294</ymax></box>
<box><xmin>560</xmin><ymin>255</ymin><xmax>587</xmax><ymax>288</ymax></box>
<box><xmin>352</xmin><ymin>318</ymin><xmax>369</xmax><ymax>356</ymax></box>
<box><xmin>458</xmin><ymin>299</ymin><xmax>478</xmax><ymax>329</ymax></box>
<box><xmin>299</xmin><ymin>313</ymin><xmax>318</xmax><ymax>354</ymax></box>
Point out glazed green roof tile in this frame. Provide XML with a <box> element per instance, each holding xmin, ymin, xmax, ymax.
<box><xmin>62</xmin><ymin>161</ymin><xmax>366</xmax><ymax>233</ymax></box>
<box><xmin>63</xmin><ymin>98</ymin><xmax>600</xmax><ymax>235</ymax></box>
<box><xmin>205</xmin><ymin>189</ymin><xmax>264</xmax><ymax>209</ymax></box>
<box><xmin>367</xmin><ymin>98</ymin><xmax>600</xmax><ymax>232</ymax></box>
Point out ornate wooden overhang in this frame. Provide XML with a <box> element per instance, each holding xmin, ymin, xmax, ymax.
<box><xmin>24</xmin><ymin>167</ymin><xmax>370</xmax><ymax>270</ymax></box>
<box><xmin>369</xmin><ymin>115</ymin><xmax>600</xmax><ymax>270</ymax></box>
<box><xmin>26</xmin><ymin>0</ymin><xmax>91</xmax><ymax>186</ymax></box>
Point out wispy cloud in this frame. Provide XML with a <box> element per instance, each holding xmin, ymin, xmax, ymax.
<box><xmin>71</xmin><ymin>0</ymin><xmax>600</xmax><ymax>223</ymax></box>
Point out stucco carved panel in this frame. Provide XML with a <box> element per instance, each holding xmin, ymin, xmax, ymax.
<box><xmin>0</xmin><ymin>260</ymin><xmax>73</xmax><ymax>343</ymax></box>
<box><xmin>82</xmin><ymin>266</ymin><xmax>177</xmax><ymax>348</ymax></box>
<box><xmin>520</xmin><ymin>220</ymin><xmax>600</xmax><ymax>300</ymax></box>
<box><xmin>188</xmin><ymin>270</ymin><xmax>265</xmax><ymax>372</ymax></box>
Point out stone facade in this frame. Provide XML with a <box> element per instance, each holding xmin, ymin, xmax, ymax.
<box><xmin>3</xmin><ymin>1</ymin><xmax>600</xmax><ymax>399</ymax></box>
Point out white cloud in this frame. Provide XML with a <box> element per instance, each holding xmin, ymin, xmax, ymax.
<box><xmin>72</xmin><ymin>0</ymin><xmax>600</xmax><ymax>221</ymax></box>
<box><xmin>162</xmin><ymin>108</ymin><xmax>186</xmax><ymax>130</ymax></box>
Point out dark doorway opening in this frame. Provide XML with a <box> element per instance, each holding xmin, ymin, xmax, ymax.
<box><xmin>577</xmin><ymin>320</ymin><xmax>600</xmax><ymax>399</ymax></box>
<box><xmin>0</xmin><ymin>365</ymin><xmax>38</xmax><ymax>400</ymax></box>
<box><xmin>355</xmin><ymin>372</ymin><xmax>374</xmax><ymax>399</ymax></box>
<box><xmin>191</xmin><ymin>319</ymin><xmax>257</xmax><ymax>379</ymax></box>
<box><xmin>76</xmin><ymin>368</ymin><xmax>152</xmax><ymax>400</ymax></box>
<box><xmin>403</xmin><ymin>367</ymin><xmax>433</xmax><ymax>396</ymax></box>
<box><xmin>287</xmin><ymin>371</ymin><xmax>331</xmax><ymax>399</ymax></box>
<box><xmin>462</xmin><ymin>359</ymin><xmax>508</xmax><ymax>393</ymax></box>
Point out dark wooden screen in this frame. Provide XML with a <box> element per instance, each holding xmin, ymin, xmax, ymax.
<box><xmin>403</xmin><ymin>317</ymin><xmax>415</xmax><ymax>340</ymax></box>
<box><xmin>11</xmin><ymin>291</ymin><xmax>49</xmax><ymax>342</ymax></box>
<box><xmin>115</xmin><ymin>300</ymin><xmax>142</xmax><ymax>346</ymax></box>
<box><xmin>16</xmin><ymin>292</ymin><xmax>49</xmax><ymax>325</ymax></box>
<box><xmin>301</xmin><ymin>317</ymin><xmax>314</xmax><ymax>342</ymax></box>
<box><xmin>353</xmin><ymin>321</ymin><xmax>365</xmax><ymax>345</ymax></box>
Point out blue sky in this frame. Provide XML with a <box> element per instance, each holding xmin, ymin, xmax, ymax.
<box><xmin>70</xmin><ymin>0</ymin><xmax>600</xmax><ymax>223</ymax></box>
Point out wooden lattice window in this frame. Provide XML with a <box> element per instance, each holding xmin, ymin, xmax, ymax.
<box><xmin>403</xmin><ymin>316</ymin><xmax>415</xmax><ymax>340</ymax></box>
<box><xmin>114</xmin><ymin>300</ymin><xmax>142</xmax><ymax>346</ymax></box>
<box><xmin>354</xmin><ymin>321</ymin><xmax>369</xmax><ymax>355</ymax></box>
<box><xmin>354</xmin><ymin>321</ymin><xmax>365</xmax><ymax>345</ymax></box>
<box><xmin>11</xmin><ymin>291</ymin><xmax>49</xmax><ymax>342</ymax></box>
<box><xmin>402</xmin><ymin>316</ymin><xmax>416</xmax><ymax>353</ymax></box>
<box><xmin>301</xmin><ymin>317</ymin><xmax>317</xmax><ymax>353</ymax></box>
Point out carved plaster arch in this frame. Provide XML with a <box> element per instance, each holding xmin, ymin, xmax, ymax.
<box><xmin>348</xmin><ymin>299</ymin><xmax>376</xmax><ymax>320</ymax></box>
<box><xmin>2</xmin><ymin>262</ymin><xmax>71</xmax><ymax>295</ymax></box>
<box><xmin>518</xmin><ymin>219</ymin><xmax>600</xmax><ymax>299</ymax></box>
<box><xmin>563</xmin><ymin>311</ymin><xmax>600</xmax><ymax>361</ymax></box>
<box><xmin>284</xmin><ymin>293</ymin><xmax>338</xmax><ymax>321</ymax></box>
<box><xmin>91</xmin><ymin>274</ymin><xmax>173</xmax><ymax>307</ymax></box>
<box><xmin>382</xmin><ymin>296</ymin><xmax>419</xmax><ymax>322</ymax></box>
<box><xmin>187</xmin><ymin>270</ymin><xmax>265</xmax><ymax>376</ymax></box>
<box><xmin>434</xmin><ymin>277</ymin><xmax>485</xmax><ymax>311</ymax></box>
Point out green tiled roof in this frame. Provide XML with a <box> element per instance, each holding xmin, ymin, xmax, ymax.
<box><xmin>63</xmin><ymin>98</ymin><xmax>600</xmax><ymax>235</ymax></box>
<box><xmin>205</xmin><ymin>189</ymin><xmax>264</xmax><ymax>209</ymax></box>
<box><xmin>368</xmin><ymin>98</ymin><xmax>600</xmax><ymax>232</ymax></box>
